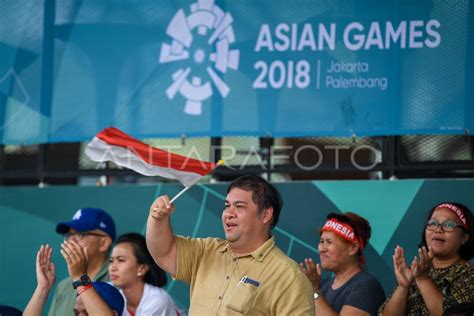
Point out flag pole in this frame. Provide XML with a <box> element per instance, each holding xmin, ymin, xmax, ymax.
<box><xmin>170</xmin><ymin>186</ymin><xmax>191</xmax><ymax>204</ymax></box>
<box><xmin>169</xmin><ymin>159</ymin><xmax>224</xmax><ymax>204</ymax></box>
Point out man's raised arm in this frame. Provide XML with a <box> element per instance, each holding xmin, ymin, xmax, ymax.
<box><xmin>146</xmin><ymin>195</ymin><xmax>178</xmax><ymax>276</ymax></box>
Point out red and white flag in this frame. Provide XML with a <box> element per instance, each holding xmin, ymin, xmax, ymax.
<box><xmin>85</xmin><ymin>127</ymin><xmax>220</xmax><ymax>187</ymax></box>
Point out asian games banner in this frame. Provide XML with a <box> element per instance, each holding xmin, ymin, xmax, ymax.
<box><xmin>0</xmin><ymin>0</ymin><xmax>472</xmax><ymax>144</ymax></box>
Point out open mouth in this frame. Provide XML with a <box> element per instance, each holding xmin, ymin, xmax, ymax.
<box><xmin>431</xmin><ymin>237</ymin><xmax>446</xmax><ymax>245</ymax></box>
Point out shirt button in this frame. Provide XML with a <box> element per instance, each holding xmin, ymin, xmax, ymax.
<box><xmin>226</xmin><ymin>276</ymin><xmax>230</xmax><ymax>280</ymax></box>
<box><xmin>218</xmin><ymin>296</ymin><xmax>222</xmax><ymax>300</ymax></box>
<box><xmin>233</xmin><ymin>258</ymin><xmax>237</xmax><ymax>262</ymax></box>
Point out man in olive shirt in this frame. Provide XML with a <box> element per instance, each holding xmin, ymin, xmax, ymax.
<box><xmin>147</xmin><ymin>175</ymin><xmax>315</xmax><ymax>315</ymax></box>
<box><xmin>48</xmin><ymin>208</ymin><xmax>116</xmax><ymax>316</ymax></box>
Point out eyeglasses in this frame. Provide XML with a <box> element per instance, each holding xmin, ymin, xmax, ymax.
<box><xmin>425</xmin><ymin>219</ymin><xmax>464</xmax><ymax>233</ymax></box>
<box><xmin>63</xmin><ymin>231</ymin><xmax>107</xmax><ymax>241</ymax></box>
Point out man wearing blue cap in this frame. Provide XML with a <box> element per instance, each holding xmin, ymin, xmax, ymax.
<box><xmin>74</xmin><ymin>281</ymin><xmax>124</xmax><ymax>316</ymax></box>
<box><xmin>47</xmin><ymin>208</ymin><xmax>116</xmax><ymax>316</ymax></box>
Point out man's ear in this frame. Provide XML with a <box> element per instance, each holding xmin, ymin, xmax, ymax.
<box><xmin>99</xmin><ymin>236</ymin><xmax>113</xmax><ymax>252</ymax></box>
<box><xmin>261</xmin><ymin>207</ymin><xmax>274</xmax><ymax>225</ymax></box>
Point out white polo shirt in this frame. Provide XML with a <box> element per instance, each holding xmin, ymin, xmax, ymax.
<box><xmin>120</xmin><ymin>283</ymin><xmax>179</xmax><ymax>316</ymax></box>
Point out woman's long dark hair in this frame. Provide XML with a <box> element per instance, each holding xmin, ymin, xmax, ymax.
<box><xmin>115</xmin><ymin>233</ymin><xmax>168</xmax><ymax>287</ymax></box>
<box><xmin>420</xmin><ymin>202</ymin><xmax>474</xmax><ymax>261</ymax></box>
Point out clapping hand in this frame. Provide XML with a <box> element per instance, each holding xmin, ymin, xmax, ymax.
<box><xmin>35</xmin><ymin>244</ymin><xmax>56</xmax><ymax>290</ymax></box>
<box><xmin>60</xmin><ymin>240</ymin><xmax>89</xmax><ymax>280</ymax></box>
<box><xmin>393</xmin><ymin>245</ymin><xmax>434</xmax><ymax>289</ymax></box>
<box><xmin>413</xmin><ymin>246</ymin><xmax>434</xmax><ymax>280</ymax></box>
<box><xmin>393</xmin><ymin>245</ymin><xmax>415</xmax><ymax>288</ymax></box>
<box><xmin>300</xmin><ymin>258</ymin><xmax>322</xmax><ymax>291</ymax></box>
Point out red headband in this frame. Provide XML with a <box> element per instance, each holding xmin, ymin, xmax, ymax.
<box><xmin>435</xmin><ymin>203</ymin><xmax>468</xmax><ymax>230</ymax></box>
<box><xmin>321</xmin><ymin>219</ymin><xmax>365</xmax><ymax>250</ymax></box>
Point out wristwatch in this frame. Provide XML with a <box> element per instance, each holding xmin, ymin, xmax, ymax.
<box><xmin>314</xmin><ymin>291</ymin><xmax>321</xmax><ymax>300</ymax></box>
<box><xmin>72</xmin><ymin>275</ymin><xmax>92</xmax><ymax>289</ymax></box>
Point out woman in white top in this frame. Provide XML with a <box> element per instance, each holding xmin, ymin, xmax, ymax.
<box><xmin>109</xmin><ymin>233</ymin><xmax>179</xmax><ymax>316</ymax></box>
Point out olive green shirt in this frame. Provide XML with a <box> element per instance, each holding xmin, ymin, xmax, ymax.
<box><xmin>175</xmin><ymin>235</ymin><xmax>315</xmax><ymax>316</ymax></box>
<box><xmin>47</xmin><ymin>262</ymin><xmax>109</xmax><ymax>316</ymax></box>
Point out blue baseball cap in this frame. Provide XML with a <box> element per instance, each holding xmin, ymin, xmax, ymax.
<box><xmin>92</xmin><ymin>282</ymin><xmax>124</xmax><ymax>314</ymax></box>
<box><xmin>56</xmin><ymin>208</ymin><xmax>116</xmax><ymax>241</ymax></box>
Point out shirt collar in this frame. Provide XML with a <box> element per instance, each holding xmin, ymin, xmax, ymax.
<box><xmin>219</xmin><ymin>236</ymin><xmax>275</xmax><ymax>262</ymax></box>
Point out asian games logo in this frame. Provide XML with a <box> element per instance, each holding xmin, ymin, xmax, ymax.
<box><xmin>159</xmin><ymin>0</ymin><xmax>240</xmax><ymax>116</ymax></box>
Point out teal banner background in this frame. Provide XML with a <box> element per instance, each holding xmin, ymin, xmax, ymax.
<box><xmin>0</xmin><ymin>0</ymin><xmax>473</xmax><ymax>144</ymax></box>
<box><xmin>1</xmin><ymin>179</ymin><xmax>473</xmax><ymax>311</ymax></box>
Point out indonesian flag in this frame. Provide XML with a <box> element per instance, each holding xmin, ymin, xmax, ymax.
<box><xmin>85</xmin><ymin>127</ymin><xmax>219</xmax><ymax>187</ymax></box>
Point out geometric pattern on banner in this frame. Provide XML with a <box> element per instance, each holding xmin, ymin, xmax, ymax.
<box><xmin>313</xmin><ymin>180</ymin><xmax>424</xmax><ymax>256</ymax></box>
<box><xmin>0</xmin><ymin>206</ymin><xmax>58</xmax><ymax>306</ymax></box>
<box><xmin>275</xmin><ymin>182</ymin><xmax>341</xmax><ymax>260</ymax></box>
<box><xmin>381</xmin><ymin>179</ymin><xmax>474</xmax><ymax>261</ymax></box>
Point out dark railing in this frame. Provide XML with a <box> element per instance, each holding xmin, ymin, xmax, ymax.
<box><xmin>0</xmin><ymin>135</ymin><xmax>473</xmax><ymax>185</ymax></box>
